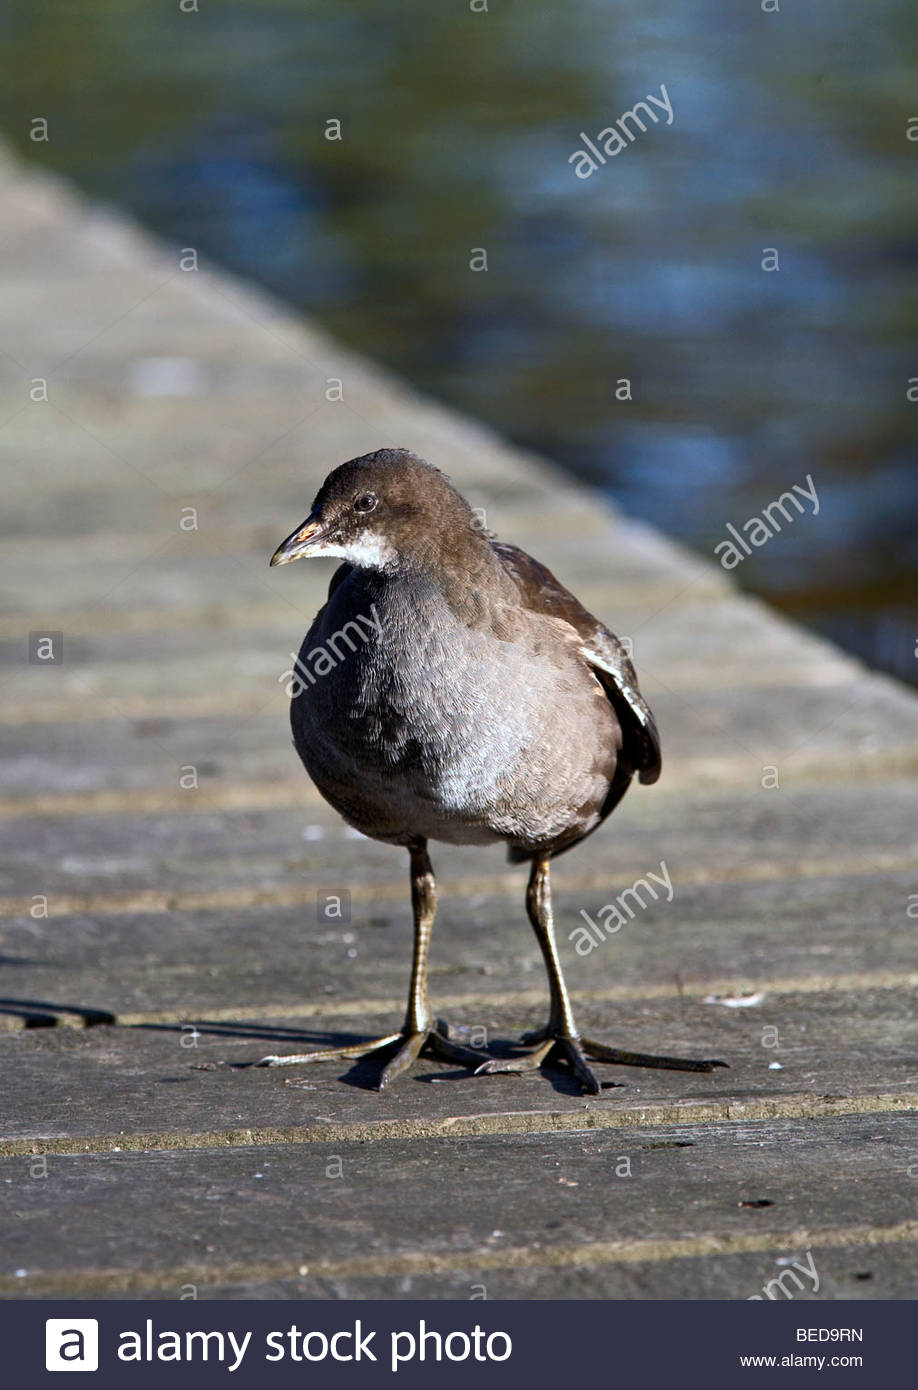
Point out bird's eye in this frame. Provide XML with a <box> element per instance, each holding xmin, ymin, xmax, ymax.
<box><xmin>354</xmin><ymin>492</ymin><xmax>378</xmax><ymax>513</ymax></box>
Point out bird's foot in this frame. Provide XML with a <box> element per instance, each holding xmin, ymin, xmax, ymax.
<box><xmin>477</xmin><ymin>1028</ymin><xmax>728</xmax><ymax>1096</ymax></box>
<box><xmin>476</xmin><ymin>1032</ymin><xmax>603</xmax><ymax>1094</ymax></box>
<box><xmin>256</xmin><ymin>1018</ymin><xmax>490</xmax><ymax>1090</ymax></box>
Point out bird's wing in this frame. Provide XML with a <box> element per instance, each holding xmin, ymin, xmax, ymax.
<box><xmin>327</xmin><ymin>563</ymin><xmax>354</xmax><ymax>600</ymax></box>
<box><xmin>492</xmin><ymin>541</ymin><xmax>661</xmax><ymax>785</ymax></box>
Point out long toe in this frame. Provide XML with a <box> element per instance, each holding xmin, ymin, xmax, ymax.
<box><xmin>377</xmin><ymin>1031</ymin><xmax>427</xmax><ymax>1090</ymax></box>
<box><xmin>556</xmin><ymin>1037</ymin><xmax>603</xmax><ymax>1095</ymax></box>
<box><xmin>476</xmin><ymin>1035</ymin><xmax>606</xmax><ymax>1092</ymax></box>
<box><xmin>255</xmin><ymin>1033</ymin><xmax>402</xmax><ymax>1067</ymax></box>
<box><xmin>472</xmin><ymin>1039</ymin><xmax>553</xmax><ymax>1078</ymax></box>
<box><xmin>475</xmin><ymin>1039</ymin><xmax>555</xmax><ymax>1076</ymax></box>
<box><xmin>581</xmin><ymin>1037</ymin><xmax>729</xmax><ymax>1072</ymax></box>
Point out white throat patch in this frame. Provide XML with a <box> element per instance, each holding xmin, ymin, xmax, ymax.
<box><xmin>314</xmin><ymin>531</ymin><xmax>397</xmax><ymax>571</ymax></box>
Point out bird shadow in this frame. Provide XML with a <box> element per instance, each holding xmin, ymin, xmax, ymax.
<box><xmin>0</xmin><ymin>998</ymin><xmax>374</xmax><ymax>1057</ymax></box>
<box><xmin>0</xmin><ymin>997</ymin><xmax>116</xmax><ymax>1028</ymax></box>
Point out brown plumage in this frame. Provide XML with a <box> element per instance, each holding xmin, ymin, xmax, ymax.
<box><xmin>262</xmin><ymin>448</ymin><xmax>724</xmax><ymax>1092</ymax></box>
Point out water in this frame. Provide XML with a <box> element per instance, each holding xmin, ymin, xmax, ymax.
<box><xmin>2</xmin><ymin>0</ymin><xmax>915</xmax><ymax>681</ymax></box>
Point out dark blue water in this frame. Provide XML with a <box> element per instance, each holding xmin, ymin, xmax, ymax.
<box><xmin>2</xmin><ymin>0</ymin><xmax>916</xmax><ymax>680</ymax></box>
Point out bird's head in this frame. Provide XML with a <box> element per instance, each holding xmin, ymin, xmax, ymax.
<box><xmin>269</xmin><ymin>448</ymin><xmax>483</xmax><ymax>574</ymax></box>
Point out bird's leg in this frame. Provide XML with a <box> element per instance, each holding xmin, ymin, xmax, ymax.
<box><xmin>478</xmin><ymin>854</ymin><xmax>602</xmax><ymax>1092</ymax></box>
<box><xmin>477</xmin><ymin>855</ymin><xmax>727</xmax><ymax>1095</ymax></box>
<box><xmin>379</xmin><ymin>842</ymin><xmax>493</xmax><ymax>1085</ymax></box>
<box><xmin>403</xmin><ymin>840</ymin><xmax>437</xmax><ymax>1033</ymax></box>
<box><xmin>257</xmin><ymin>841</ymin><xmax>489</xmax><ymax>1087</ymax></box>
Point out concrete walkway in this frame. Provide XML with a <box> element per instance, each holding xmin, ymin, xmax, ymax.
<box><xmin>1</xmin><ymin>138</ymin><xmax>916</xmax><ymax>1300</ymax></box>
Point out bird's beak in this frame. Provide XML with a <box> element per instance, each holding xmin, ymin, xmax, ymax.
<box><xmin>269</xmin><ymin>512</ymin><xmax>327</xmax><ymax>567</ymax></box>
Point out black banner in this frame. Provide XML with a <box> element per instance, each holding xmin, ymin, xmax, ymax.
<box><xmin>12</xmin><ymin>1298</ymin><xmax>897</xmax><ymax>1386</ymax></box>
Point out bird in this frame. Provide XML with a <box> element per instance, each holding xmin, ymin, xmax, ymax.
<box><xmin>263</xmin><ymin>447</ymin><xmax>726</xmax><ymax>1094</ymax></box>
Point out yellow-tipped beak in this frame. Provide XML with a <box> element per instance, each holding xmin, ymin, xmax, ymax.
<box><xmin>269</xmin><ymin>515</ymin><xmax>325</xmax><ymax>567</ymax></box>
